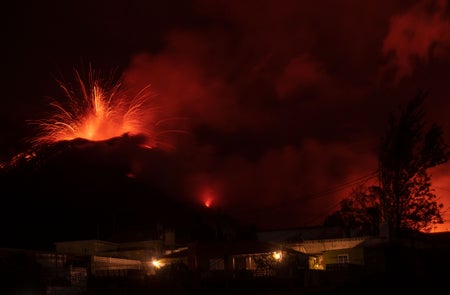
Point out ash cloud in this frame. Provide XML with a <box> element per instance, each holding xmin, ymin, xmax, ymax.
<box><xmin>111</xmin><ymin>0</ymin><xmax>450</xmax><ymax>230</ymax></box>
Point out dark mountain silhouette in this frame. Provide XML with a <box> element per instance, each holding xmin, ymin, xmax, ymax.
<box><xmin>0</xmin><ymin>134</ymin><xmax>248</xmax><ymax>250</ymax></box>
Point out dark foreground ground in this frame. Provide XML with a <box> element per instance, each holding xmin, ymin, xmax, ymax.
<box><xmin>13</xmin><ymin>271</ymin><xmax>445</xmax><ymax>295</ymax></box>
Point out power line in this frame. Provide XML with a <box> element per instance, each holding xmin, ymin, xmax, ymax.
<box><xmin>302</xmin><ymin>197</ymin><xmax>345</xmax><ymax>227</ymax></box>
<box><xmin>304</xmin><ymin>178</ymin><xmax>450</xmax><ymax>227</ymax></box>
<box><xmin>299</xmin><ymin>170</ymin><xmax>379</xmax><ymax>226</ymax></box>
<box><xmin>233</xmin><ymin>170</ymin><xmax>379</xmax><ymax>219</ymax></box>
<box><xmin>300</xmin><ymin>170</ymin><xmax>378</xmax><ymax>202</ymax></box>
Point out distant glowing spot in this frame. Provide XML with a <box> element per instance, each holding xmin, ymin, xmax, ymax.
<box><xmin>127</xmin><ymin>173</ymin><xmax>136</xmax><ymax>178</ymax></box>
<box><xmin>25</xmin><ymin>152</ymin><xmax>36</xmax><ymax>160</ymax></box>
<box><xmin>273</xmin><ymin>251</ymin><xmax>282</xmax><ymax>261</ymax></box>
<box><xmin>204</xmin><ymin>198</ymin><xmax>212</xmax><ymax>208</ymax></box>
<box><xmin>201</xmin><ymin>187</ymin><xmax>217</xmax><ymax>208</ymax></box>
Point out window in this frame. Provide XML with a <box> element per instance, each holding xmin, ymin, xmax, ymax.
<box><xmin>209</xmin><ymin>258</ymin><xmax>224</xmax><ymax>270</ymax></box>
<box><xmin>337</xmin><ymin>254</ymin><xmax>349</xmax><ymax>264</ymax></box>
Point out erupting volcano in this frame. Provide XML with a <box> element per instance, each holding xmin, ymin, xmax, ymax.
<box><xmin>0</xmin><ymin>69</ymin><xmax>213</xmax><ymax>248</ymax></box>
<box><xmin>30</xmin><ymin>69</ymin><xmax>159</xmax><ymax>149</ymax></box>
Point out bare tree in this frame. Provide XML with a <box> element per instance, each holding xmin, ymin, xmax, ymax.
<box><xmin>378</xmin><ymin>90</ymin><xmax>449</xmax><ymax>236</ymax></box>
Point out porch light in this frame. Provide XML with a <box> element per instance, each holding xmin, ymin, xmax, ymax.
<box><xmin>273</xmin><ymin>251</ymin><xmax>282</xmax><ymax>261</ymax></box>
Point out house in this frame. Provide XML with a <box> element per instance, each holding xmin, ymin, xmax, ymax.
<box><xmin>152</xmin><ymin>240</ymin><xmax>308</xmax><ymax>280</ymax></box>
<box><xmin>257</xmin><ymin>225</ymin><xmax>450</xmax><ymax>292</ymax></box>
<box><xmin>0</xmin><ymin>247</ymin><xmax>87</xmax><ymax>295</ymax></box>
<box><xmin>54</xmin><ymin>239</ymin><xmax>166</xmax><ymax>278</ymax></box>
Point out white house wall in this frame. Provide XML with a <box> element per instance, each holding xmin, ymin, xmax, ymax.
<box><xmin>287</xmin><ymin>237</ymin><xmax>367</xmax><ymax>255</ymax></box>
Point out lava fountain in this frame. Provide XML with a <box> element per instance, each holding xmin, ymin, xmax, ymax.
<box><xmin>30</xmin><ymin>69</ymin><xmax>160</xmax><ymax>148</ymax></box>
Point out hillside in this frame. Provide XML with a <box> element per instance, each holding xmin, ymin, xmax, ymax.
<box><xmin>0</xmin><ymin>134</ymin><xmax>246</xmax><ymax>250</ymax></box>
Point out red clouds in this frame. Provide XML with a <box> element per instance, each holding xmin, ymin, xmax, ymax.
<box><xmin>382</xmin><ymin>0</ymin><xmax>450</xmax><ymax>83</ymax></box>
<box><xmin>114</xmin><ymin>0</ymin><xmax>450</xmax><ymax>230</ymax></box>
<box><xmin>6</xmin><ymin>0</ymin><xmax>450</xmax><ymax>232</ymax></box>
<box><xmin>275</xmin><ymin>54</ymin><xmax>331</xmax><ymax>100</ymax></box>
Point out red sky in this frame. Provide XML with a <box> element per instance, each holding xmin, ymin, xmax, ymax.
<box><xmin>1</xmin><ymin>0</ymin><xmax>449</xmax><ymax>231</ymax></box>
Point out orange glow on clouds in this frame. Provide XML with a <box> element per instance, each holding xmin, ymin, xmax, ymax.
<box><xmin>430</xmin><ymin>164</ymin><xmax>450</xmax><ymax>232</ymax></box>
<box><xmin>30</xmin><ymin>70</ymin><xmax>158</xmax><ymax>147</ymax></box>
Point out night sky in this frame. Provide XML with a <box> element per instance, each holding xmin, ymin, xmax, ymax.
<box><xmin>1</xmin><ymin>0</ymin><xmax>450</xmax><ymax>238</ymax></box>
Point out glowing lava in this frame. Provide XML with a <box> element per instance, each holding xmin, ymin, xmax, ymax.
<box><xmin>204</xmin><ymin>197</ymin><xmax>213</xmax><ymax>208</ymax></box>
<box><xmin>201</xmin><ymin>187</ymin><xmax>217</xmax><ymax>208</ymax></box>
<box><xmin>30</xmin><ymin>70</ymin><xmax>158</xmax><ymax>147</ymax></box>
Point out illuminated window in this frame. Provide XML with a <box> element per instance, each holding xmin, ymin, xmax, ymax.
<box><xmin>246</xmin><ymin>256</ymin><xmax>257</xmax><ymax>270</ymax></box>
<box><xmin>337</xmin><ymin>254</ymin><xmax>349</xmax><ymax>264</ymax></box>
